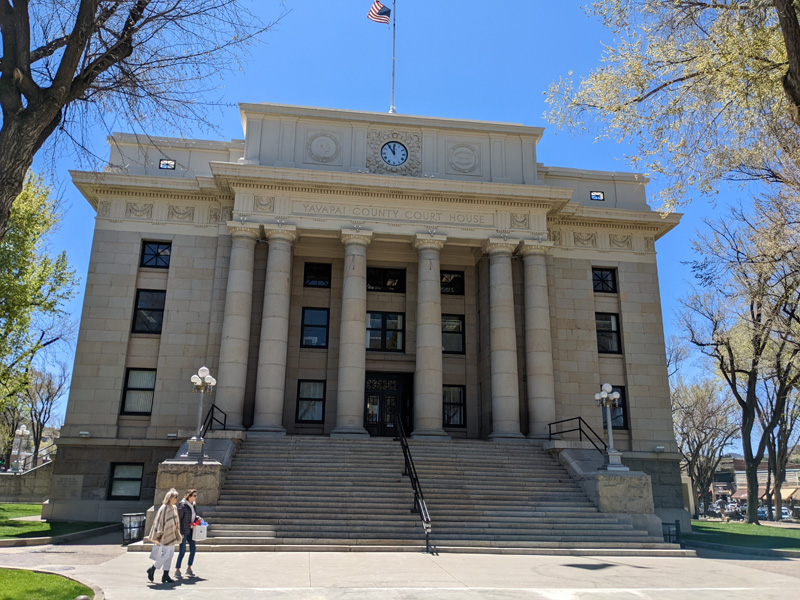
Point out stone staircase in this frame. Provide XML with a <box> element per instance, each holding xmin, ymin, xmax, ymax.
<box><xmin>130</xmin><ymin>434</ymin><xmax>691</xmax><ymax>555</ymax></box>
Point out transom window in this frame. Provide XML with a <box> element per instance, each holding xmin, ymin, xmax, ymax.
<box><xmin>304</xmin><ymin>263</ymin><xmax>331</xmax><ymax>288</ymax></box>
<box><xmin>601</xmin><ymin>386</ymin><xmax>628</xmax><ymax>430</ymax></box>
<box><xmin>108</xmin><ymin>463</ymin><xmax>144</xmax><ymax>500</ymax></box>
<box><xmin>442</xmin><ymin>315</ymin><xmax>465</xmax><ymax>354</ymax></box>
<box><xmin>132</xmin><ymin>290</ymin><xmax>166</xmax><ymax>334</ymax></box>
<box><xmin>140</xmin><ymin>242</ymin><xmax>171</xmax><ymax>269</ymax></box>
<box><xmin>367</xmin><ymin>312</ymin><xmax>405</xmax><ymax>352</ymax></box>
<box><xmin>122</xmin><ymin>369</ymin><xmax>156</xmax><ymax>415</ymax></box>
<box><xmin>596</xmin><ymin>313</ymin><xmax>622</xmax><ymax>354</ymax></box>
<box><xmin>441</xmin><ymin>271</ymin><xmax>465</xmax><ymax>295</ymax></box>
<box><xmin>592</xmin><ymin>268</ymin><xmax>617</xmax><ymax>293</ymax></box>
<box><xmin>443</xmin><ymin>386</ymin><xmax>466</xmax><ymax>427</ymax></box>
<box><xmin>301</xmin><ymin>308</ymin><xmax>329</xmax><ymax>348</ymax></box>
<box><xmin>367</xmin><ymin>267</ymin><xmax>406</xmax><ymax>293</ymax></box>
<box><xmin>296</xmin><ymin>380</ymin><xmax>325</xmax><ymax>424</ymax></box>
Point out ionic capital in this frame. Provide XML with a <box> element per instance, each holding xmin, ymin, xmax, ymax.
<box><xmin>518</xmin><ymin>240</ymin><xmax>555</xmax><ymax>257</ymax></box>
<box><xmin>263</xmin><ymin>224</ymin><xmax>298</xmax><ymax>244</ymax></box>
<box><xmin>413</xmin><ymin>233</ymin><xmax>447</xmax><ymax>252</ymax></box>
<box><xmin>226</xmin><ymin>223</ymin><xmax>260</xmax><ymax>240</ymax></box>
<box><xmin>483</xmin><ymin>237</ymin><xmax>517</xmax><ymax>256</ymax></box>
<box><xmin>341</xmin><ymin>229</ymin><xmax>373</xmax><ymax>247</ymax></box>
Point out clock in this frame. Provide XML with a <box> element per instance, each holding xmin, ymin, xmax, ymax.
<box><xmin>380</xmin><ymin>141</ymin><xmax>408</xmax><ymax>166</ymax></box>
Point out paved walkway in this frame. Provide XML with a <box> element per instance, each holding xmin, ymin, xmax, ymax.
<box><xmin>0</xmin><ymin>532</ymin><xmax>799</xmax><ymax>599</ymax></box>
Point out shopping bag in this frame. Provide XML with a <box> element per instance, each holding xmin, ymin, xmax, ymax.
<box><xmin>148</xmin><ymin>544</ymin><xmax>166</xmax><ymax>561</ymax></box>
<box><xmin>193</xmin><ymin>524</ymin><xmax>207</xmax><ymax>541</ymax></box>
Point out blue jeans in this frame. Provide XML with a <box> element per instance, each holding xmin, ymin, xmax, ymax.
<box><xmin>175</xmin><ymin>529</ymin><xmax>195</xmax><ymax>568</ymax></box>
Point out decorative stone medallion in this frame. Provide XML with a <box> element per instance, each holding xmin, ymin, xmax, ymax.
<box><xmin>305</xmin><ymin>132</ymin><xmax>341</xmax><ymax>165</ymax></box>
<box><xmin>644</xmin><ymin>236</ymin><xmax>655</xmax><ymax>251</ymax></box>
<box><xmin>253</xmin><ymin>195</ymin><xmax>275</xmax><ymax>212</ymax></box>
<box><xmin>168</xmin><ymin>205</ymin><xmax>195</xmax><ymax>222</ymax></box>
<box><xmin>574</xmin><ymin>232</ymin><xmax>597</xmax><ymax>247</ymax></box>
<box><xmin>550</xmin><ymin>230</ymin><xmax>562</xmax><ymax>246</ymax></box>
<box><xmin>125</xmin><ymin>203</ymin><xmax>152</xmax><ymax>219</ymax></box>
<box><xmin>221</xmin><ymin>207</ymin><xmax>233</xmax><ymax>223</ymax></box>
<box><xmin>366</xmin><ymin>129</ymin><xmax>421</xmax><ymax>176</ymax></box>
<box><xmin>97</xmin><ymin>201</ymin><xmax>110</xmax><ymax>217</ymax></box>
<box><xmin>209</xmin><ymin>208</ymin><xmax>220</xmax><ymax>224</ymax></box>
<box><xmin>610</xmin><ymin>234</ymin><xmax>632</xmax><ymax>250</ymax></box>
<box><xmin>510</xmin><ymin>213</ymin><xmax>530</xmax><ymax>230</ymax></box>
<box><xmin>446</xmin><ymin>143</ymin><xmax>481</xmax><ymax>175</ymax></box>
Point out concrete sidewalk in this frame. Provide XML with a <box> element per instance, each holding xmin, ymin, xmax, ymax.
<box><xmin>0</xmin><ymin>532</ymin><xmax>799</xmax><ymax>599</ymax></box>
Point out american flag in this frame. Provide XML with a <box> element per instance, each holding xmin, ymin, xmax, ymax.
<box><xmin>367</xmin><ymin>1</ymin><xmax>391</xmax><ymax>25</ymax></box>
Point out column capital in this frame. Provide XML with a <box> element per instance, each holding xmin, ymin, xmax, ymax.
<box><xmin>518</xmin><ymin>240</ymin><xmax>555</xmax><ymax>257</ymax></box>
<box><xmin>413</xmin><ymin>233</ymin><xmax>447</xmax><ymax>252</ymax></box>
<box><xmin>483</xmin><ymin>237</ymin><xmax>517</xmax><ymax>256</ymax></box>
<box><xmin>263</xmin><ymin>224</ymin><xmax>298</xmax><ymax>244</ymax></box>
<box><xmin>341</xmin><ymin>229</ymin><xmax>373</xmax><ymax>247</ymax></box>
<box><xmin>226</xmin><ymin>223</ymin><xmax>260</xmax><ymax>240</ymax></box>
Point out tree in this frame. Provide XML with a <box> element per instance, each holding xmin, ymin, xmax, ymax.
<box><xmin>671</xmin><ymin>377</ymin><xmax>738</xmax><ymax>518</ymax></box>
<box><xmin>0</xmin><ymin>401</ymin><xmax>22</xmax><ymax>470</ymax></box>
<box><xmin>21</xmin><ymin>365</ymin><xmax>66</xmax><ymax>469</ymax></box>
<box><xmin>0</xmin><ymin>2</ymin><xmax>284</xmax><ymax>239</ymax></box>
<box><xmin>0</xmin><ymin>175</ymin><xmax>76</xmax><ymax>406</ymax></box>
<box><xmin>545</xmin><ymin>1</ymin><xmax>800</xmax><ymax>211</ymax></box>
<box><xmin>761</xmin><ymin>383</ymin><xmax>800</xmax><ymax>519</ymax></box>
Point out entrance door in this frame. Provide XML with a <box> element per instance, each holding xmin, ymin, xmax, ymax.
<box><xmin>364</xmin><ymin>373</ymin><xmax>412</xmax><ymax>437</ymax></box>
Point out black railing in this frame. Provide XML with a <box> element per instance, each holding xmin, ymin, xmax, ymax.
<box><xmin>548</xmin><ymin>417</ymin><xmax>607</xmax><ymax>456</ymax></box>
<box><xmin>393</xmin><ymin>414</ymin><xmax>432</xmax><ymax>553</ymax></box>
<box><xmin>201</xmin><ymin>404</ymin><xmax>228</xmax><ymax>438</ymax></box>
<box><xmin>17</xmin><ymin>440</ymin><xmax>57</xmax><ymax>473</ymax></box>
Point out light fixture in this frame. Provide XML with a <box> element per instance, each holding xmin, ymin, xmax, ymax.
<box><xmin>78</xmin><ymin>431</ymin><xmax>91</xmax><ymax>438</ymax></box>
<box><xmin>167</xmin><ymin>433</ymin><xmax>178</xmax><ymax>440</ymax></box>
<box><xmin>655</xmin><ymin>446</ymin><xmax>665</xmax><ymax>453</ymax></box>
<box><xmin>594</xmin><ymin>383</ymin><xmax>628</xmax><ymax>471</ymax></box>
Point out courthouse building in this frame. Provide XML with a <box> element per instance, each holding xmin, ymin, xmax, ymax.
<box><xmin>46</xmin><ymin>104</ymin><xmax>682</xmax><ymax>522</ymax></box>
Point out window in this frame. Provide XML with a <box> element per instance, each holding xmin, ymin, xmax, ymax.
<box><xmin>443</xmin><ymin>386</ymin><xmax>466</xmax><ymax>427</ymax></box>
<box><xmin>301</xmin><ymin>308</ymin><xmax>330</xmax><ymax>348</ymax></box>
<box><xmin>132</xmin><ymin>290</ymin><xmax>166</xmax><ymax>334</ymax></box>
<box><xmin>304</xmin><ymin>263</ymin><xmax>331</xmax><ymax>288</ymax></box>
<box><xmin>158</xmin><ymin>159</ymin><xmax>176</xmax><ymax>170</ymax></box>
<box><xmin>442</xmin><ymin>314</ymin><xmax>465</xmax><ymax>354</ymax></box>
<box><xmin>441</xmin><ymin>271</ymin><xmax>465</xmax><ymax>295</ymax></box>
<box><xmin>590</xmin><ymin>191</ymin><xmax>605</xmax><ymax>201</ymax></box>
<box><xmin>367</xmin><ymin>267</ymin><xmax>406</xmax><ymax>293</ymax></box>
<box><xmin>296</xmin><ymin>380</ymin><xmax>325</xmax><ymax>423</ymax></box>
<box><xmin>592</xmin><ymin>268</ymin><xmax>617</xmax><ymax>293</ymax></box>
<box><xmin>367</xmin><ymin>312</ymin><xmax>405</xmax><ymax>352</ymax></box>
<box><xmin>601</xmin><ymin>386</ymin><xmax>628</xmax><ymax>430</ymax></box>
<box><xmin>140</xmin><ymin>242</ymin><xmax>171</xmax><ymax>269</ymax></box>
<box><xmin>122</xmin><ymin>369</ymin><xmax>156</xmax><ymax>414</ymax></box>
<box><xmin>108</xmin><ymin>463</ymin><xmax>144</xmax><ymax>500</ymax></box>
<box><xmin>596</xmin><ymin>313</ymin><xmax>622</xmax><ymax>354</ymax></box>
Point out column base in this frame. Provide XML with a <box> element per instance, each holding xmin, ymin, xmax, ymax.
<box><xmin>330</xmin><ymin>426</ymin><xmax>370</xmax><ymax>439</ymax></box>
<box><xmin>603</xmin><ymin>450</ymin><xmax>630</xmax><ymax>472</ymax></box>
<box><xmin>489</xmin><ymin>431</ymin><xmax>527</xmax><ymax>443</ymax></box>
<box><xmin>247</xmin><ymin>425</ymin><xmax>286</xmax><ymax>436</ymax></box>
<box><xmin>411</xmin><ymin>429</ymin><xmax>450</xmax><ymax>441</ymax></box>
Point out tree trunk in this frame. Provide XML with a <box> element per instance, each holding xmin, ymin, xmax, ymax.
<box><xmin>775</xmin><ymin>0</ymin><xmax>800</xmax><ymax>126</ymax></box>
<box><xmin>742</xmin><ymin>410</ymin><xmax>762</xmax><ymax>523</ymax></box>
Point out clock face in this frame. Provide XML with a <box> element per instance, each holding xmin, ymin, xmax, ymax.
<box><xmin>380</xmin><ymin>141</ymin><xmax>408</xmax><ymax>166</ymax></box>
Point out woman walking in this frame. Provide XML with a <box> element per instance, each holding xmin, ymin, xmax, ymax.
<box><xmin>174</xmin><ymin>489</ymin><xmax>200</xmax><ymax>578</ymax></box>
<box><xmin>147</xmin><ymin>488</ymin><xmax>182</xmax><ymax>584</ymax></box>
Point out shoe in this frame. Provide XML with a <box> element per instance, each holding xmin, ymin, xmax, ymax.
<box><xmin>147</xmin><ymin>565</ymin><xmax>155</xmax><ymax>582</ymax></box>
<box><xmin>161</xmin><ymin>571</ymin><xmax>174</xmax><ymax>584</ymax></box>
<box><xmin>173</xmin><ymin>569</ymin><xmax>182</xmax><ymax>578</ymax></box>
<box><xmin>186</xmin><ymin>567</ymin><xmax>195</xmax><ymax>577</ymax></box>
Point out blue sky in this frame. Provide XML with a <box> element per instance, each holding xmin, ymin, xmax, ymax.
<box><xmin>36</xmin><ymin>1</ymin><xmax>724</xmax><ymax>416</ymax></box>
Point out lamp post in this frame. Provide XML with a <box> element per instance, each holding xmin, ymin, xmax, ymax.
<box><xmin>12</xmin><ymin>424</ymin><xmax>29</xmax><ymax>471</ymax></box>
<box><xmin>594</xmin><ymin>383</ymin><xmax>629</xmax><ymax>471</ymax></box>
<box><xmin>187</xmin><ymin>366</ymin><xmax>216</xmax><ymax>461</ymax></box>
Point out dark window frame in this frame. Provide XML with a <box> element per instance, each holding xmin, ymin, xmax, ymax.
<box><xmin>367</xmin><ymin>267</ymin><xmax>406</xmax><ymax>294</ymax></box>
<box><xmin>366</xmin><ymin>311</ymin><xmax>406</xmax><ymax>352</ymax></box>
<box><xmin>592</xmin><ymin>268</ymin><xmax>618</xmax><ymax>293</ymax></box>
<box><xmin>107</xmin><ymin>462</ymin><xmax>145</xmax><ymax>501</ymax></box>
<box><xmin>303</xmin><ymin>262</ymin><xmax>332</xmax><ymax>288</ymax></box>
<box><xmin>301</xmin><ymin>307</ymin><xmax>330</xmax><ymax>349</ymax></box>
<box><xmin>440</xmin><ymin>271</ymin><xmax>465</xmax><ymax>295</ymax></box>
<box><xmin>442</xmin><ymin>314</ymin><xmax>466</xmax><ymax>355</ymax></box>
<box><xmin>601</xmin><ymin>386</ymin><xmax>629</xmax><ymax>430</ymax></box>
<box><xmin>140</xmin><ymin>241</ymin><xmax>171</xmax><ymax>269</ymax></box>
<box><xmin>132</xmin><ymin>289</ymin><xmax>166</xmax><ymax>334</ymax></box>
<box><xmin>295</xmin><ymin>379</ymin><xmax>326</xmax><ymax>424</ymax></box>
<box><xmin>121</xmin><ymin>368</ymin><xmax>156</xmax><ymax>415</ymax></box>
<box><xmin>443</xmin><ymin>385</ymin><xmax>467</xmax><ymax>428</ymax></box>
<box><xmin>596</xmin><ymin>312</ymin><xmax>622</xmax><ymax>354</ymax></box>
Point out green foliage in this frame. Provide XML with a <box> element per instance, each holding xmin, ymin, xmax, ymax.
<box><xmin>685</xmin><ymin>520</ymin><xmax>800</xmax><ymax>550</ymax></box>
<box><xmin>0</xmin><ymin>176</ymin><xmax>77</xmax><ymax>404</ymax></box>
<box><xmin>545</xmin><ymin>1</ymin><xmax>796</xmax><ymax>211</ymax></box>
<box><xmin>0</xmin><ymin>568</ymin><xmax>93</xmax><ymax>600</ymax></box>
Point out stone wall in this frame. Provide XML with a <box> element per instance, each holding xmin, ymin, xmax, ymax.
<box><xmin>0</xmin><ymin>462</ymin><xmax>54</xmax><ymax>503</ymax></box>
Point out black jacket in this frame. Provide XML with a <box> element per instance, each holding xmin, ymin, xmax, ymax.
<box><xmin>177</xmin><ymin>499</ymin><xmax>199</xmax><ymax>536</ymax></box>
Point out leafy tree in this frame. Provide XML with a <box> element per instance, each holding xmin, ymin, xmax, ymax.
<box><xmin>0</xmin><ymin>175</ymin><xmax>76</xmax><ymax>406</ymax></box>
<box><xmin>761</xmin><ymin>383</ymin><xmax>800</xmax><ymax>519</ymax></box>
<box><xmin>0</xmin><ymin>1</ymin><xmax>284</xmax><ymax>239</ymax></box>
<box><xmin>21</xmin><ymin>365</ymin><xmax>66</xmax><ymax>469</ymax></box>
<box><xmin>545</xmin><ymin>1</ymin><xmax>800</xmax><ymax>211</ymax></box>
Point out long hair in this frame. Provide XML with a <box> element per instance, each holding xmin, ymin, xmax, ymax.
<box><xmin>162</xmin><ymin>488</ymin><xmax>179</xmax><ymax>505</ymax></box>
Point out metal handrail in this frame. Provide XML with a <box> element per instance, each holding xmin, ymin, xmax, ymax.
<box><xmin>18</xmin><ymin>440</ymin><xmax>57</xmax><ymax>473</ymax></box>
<box><xmin>548</xmin><ymin>416</ymin><xmax>607</xmax><ymax>456</ymax></box>
<box><xmin>201</xmin><ymin>404</ymin><xmax>228</xmax><ymax>438</ymax></box>
<box><xmin>393</xmin><ymin>414</ymin><xmax>432</xmax><ymax>553</ymax></box>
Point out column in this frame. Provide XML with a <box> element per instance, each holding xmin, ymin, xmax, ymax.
<box><xmin>216</xmin><ymin>224</ymin><xmax>260</xmax><ymax>428</ymax></box>
<box><xmin>412</xmin><ymin>234</ymin><xmax>449</xmax><ymax>440</ymax></box>
<box><xmin>484</xmin><ymin>238</ymin><xmax>524</xmax><ymax>440</ymax></box>
<box><xmin>252</xmin><ymin>227</ymin><xmax>297</xmax><ymax>432</ymax></box>
<box><xmin>331</xmin><ymin>229</ymin><xmax>373</xmax><ymax>437</ymax></box>
<box><xmin>519</xmin><ymin>241</ymin><xmax>557</xmax><ymax>438</ymax></box>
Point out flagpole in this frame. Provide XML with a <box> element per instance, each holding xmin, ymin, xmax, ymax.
<box><xmin>389</xmin><ymin>0</ymin><xmax>397</xmax><ymax>113</ymax></box>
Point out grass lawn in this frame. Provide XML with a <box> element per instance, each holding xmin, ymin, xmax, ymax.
<box><xmin>0</xmin><ymin>503</ymin><xmax>112</xmax><ymax>540</ymax></box>
<box><xmin>685</xmin><ymin>520</ymin><xmax>800</xmax><ymax>550</ymax></box>
<box><xmin>0</xmin><ymin>568</ymin><xmax>93</xmax><ymax>600</ymax></box>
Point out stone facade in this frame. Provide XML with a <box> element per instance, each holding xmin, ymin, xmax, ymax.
<box><xmin>50</xmin><ymin>104</ymin><xmax>682</xmax><ymax>521</ymax></box>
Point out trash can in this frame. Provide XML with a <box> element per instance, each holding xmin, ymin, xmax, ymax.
<box><xmin>122</xmin><ymin>512</ymin><xmax>146</xmax><ymax>546</ymax></box>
